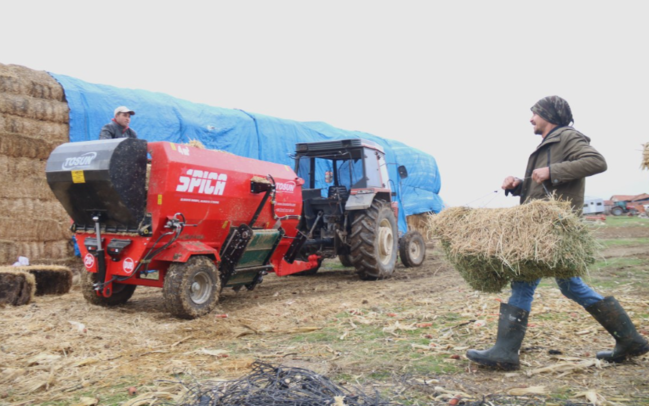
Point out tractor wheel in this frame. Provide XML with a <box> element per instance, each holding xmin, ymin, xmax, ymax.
<box><xmin>81</xmin><ymin>271</ymin><xmax>137</xmax><ymax>306</ymax></box>
<box><xmin>399</xmin><ymin>231</ymin><xmax>426</xmax><ymax>268</ymax></box>
<box><xmin>611</xmin><ymin>206</ymin><xmax>624</xmax><ymax>216</ymax></box>
<box><xmin>163</xmin><ymin>256</ymin><xmax>221</xmax><ymax>319</ymax></box>
<box><xmin>350</xmin><ymin>200</ymin><xmax>398</xmax><ymax>280</ymax></box>
<box><xmin>338</xmin><ymin>254</ymin><xmax>353</xmax><ymax>267</ymax></box>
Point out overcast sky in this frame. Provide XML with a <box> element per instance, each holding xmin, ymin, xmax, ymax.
<box><xmin>2</xmin><ymin>1</ymin><xmax>648</xmax><ymax>208</ymax></box>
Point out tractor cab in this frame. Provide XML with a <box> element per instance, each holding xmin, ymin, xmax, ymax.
<box><xmin>295</xmin><ymin>139</ymin><xmax>393</xmax><ymax>230</ymax></box>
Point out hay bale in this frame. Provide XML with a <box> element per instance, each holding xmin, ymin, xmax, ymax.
<box><xmin>187</xmin><ymin>139</ymin><xmax>206</xmax><ymax>149</ymax></box>
<box><xmin>0</xmin><ymin>131</ymin><xmax>57</xmax><ymax>159</ymax></box>
<box><xmin>406</xmin><ymin>213</ymin><xmax>433</xmax><ymax>237</ymax></box>
<box><xmin>12</xmin><ymin>265</ymin><xmax>73</xmax><ymax>295</ymax></box>
<box><xmin>0</xmin><ymin>217</ymin><xmax>70</xmax><ymax>242</ymax></box>
<box><xmin>0</xmin><ymin>93</ymin><xmax>69</xmax><ymax>123</ymax></box>
<box><xmin>427</xmin><ymin>200</ymin><xmax>597</xmax><ymax>293</ymax></box>
<box><xmin>0</xmin><ymin>174</ymin><xmax>54</xmax><ymax>199</ymax></box>
<box><xmin>0</xmin><ymin>240</ymin><xmax>72</xmax><ymax>266</ymax></box>
<box><xmin>0</xmin><ymin>268</ymin><xmax>35</xmax><ymax>305</ymax></box>
<box><xmin>0</xmin><ymin>114</ymin><xmax>69</xmax><ymax>141</ymax></box>
<box><xmin>2</xmin><ymin>198</ymin><xmax>68</xmax><ymax>220</ymax></box>
<box><xmin>0</xmin><ymin>63</ymin><xmax>65</xmax><ymax>101</ymax></box>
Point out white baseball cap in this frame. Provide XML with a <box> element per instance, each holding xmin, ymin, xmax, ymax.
<box><xmin>114</xmin><ymin>106</ymin><xmax>135</xmax><ymax>116</ymax></box>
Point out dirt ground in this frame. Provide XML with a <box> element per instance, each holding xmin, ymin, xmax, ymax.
<box><xmin>1</xmin><ymin>221</ymin><xmax>648</xmax><ymax>405</ymax></box>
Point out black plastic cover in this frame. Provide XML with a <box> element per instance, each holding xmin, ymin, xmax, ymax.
<box><xmin>45</xmin><ymin>138</ymin><xmax>148</xmax><ymax>232</ymax></box>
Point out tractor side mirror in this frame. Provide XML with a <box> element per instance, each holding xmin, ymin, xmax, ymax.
<box><xmin>398</xmin><ymin>165</ymin><xmax>408</xmax><ymax>179</ymax></box>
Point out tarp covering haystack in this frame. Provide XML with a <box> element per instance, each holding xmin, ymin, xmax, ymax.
<box><xmin>0</xmin><ymin>63</ymin><xmax>72</xmax><ymax>265</ymax></box>
<box><xmin>427</xmin><ymin>200</ymin><xmax>597</xmax><ymax>292</ymax></box>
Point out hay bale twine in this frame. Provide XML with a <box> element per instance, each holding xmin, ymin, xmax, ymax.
<box><xmin>427</xmin><ymin>200</ymin><xmax>597</xmax><ymax>293</ymax></box>
<box><xmin>12</xmin><ymin>265</ymin><xmax>73</xmax><ymax>295</ymax></box>
<box><xmin>0</xmin><ymin>268</ymin><xmax>35</xmax><ymax>306</ymax></box>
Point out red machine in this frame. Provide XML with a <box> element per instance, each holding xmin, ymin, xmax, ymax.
<box><xmin>46</xmin><ymin>139</ymin><xmax>319</xmax><ymax>318</ymax></box>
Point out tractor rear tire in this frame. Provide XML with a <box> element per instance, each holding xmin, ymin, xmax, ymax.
<box><xmin>81</xmin><ymin>271</ymin><xmax>137</xmax><ymax>306</ymax></box>
<box><xmin>399</xmin><ymin>231</ymin><xmax>426</xmax><ymax>268</ymax></box>
<box><xmin>163</xmin><ymin>256</ymin><xmax>221</xmax><ymax>319</ymax></box>
<box><xmin>611</xmin><ymin>206</ymin><xmax>624</xmax><ymax>216</ymax></box>
<box><xmin>338</xmin><ymin>254</ymin><xmax>353</xmax><ymax>267</ymax></box>
<box><xmin>350</xmin><ymin>200</ymin><xmax>398</xmax><ymax>280</ymax></box>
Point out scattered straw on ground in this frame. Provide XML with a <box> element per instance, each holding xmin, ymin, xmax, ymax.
<box><xmin>426</xmin><ymin>200</ymin><xmax>597</xmax><ymax>292</ymax></box>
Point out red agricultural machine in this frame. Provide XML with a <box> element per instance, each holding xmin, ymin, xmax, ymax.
<box><xmin>46</xmin><ymin>138</ymin><xmax>422</xmax><ymax>318</ymax></box>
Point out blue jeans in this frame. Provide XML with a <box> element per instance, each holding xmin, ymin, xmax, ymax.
<box><xmin>508</xmin><ymin>277</ymin><xmax>603</xmax><ymax>312</ymax></box>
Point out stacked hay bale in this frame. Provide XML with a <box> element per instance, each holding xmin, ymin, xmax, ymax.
<box><xmin>428</xmin><ymin>200</ymin><xmax>597</xmax><ymax>293</ymax></box>
<box><xmin>0</xmin><ymin>63</ymin><xmax>73</xmax><ymax>265</ymax></box>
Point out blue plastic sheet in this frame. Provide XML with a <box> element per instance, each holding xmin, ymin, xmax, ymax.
<box><xmin>50</xmin><ymin>73</ymin><xmax>444</xmax><ymax>232</ymax></box>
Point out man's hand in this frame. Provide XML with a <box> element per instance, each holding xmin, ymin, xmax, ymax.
<box><xmin>502</xmin><ymin>176</ymin><xmax>521</xmax><ymax>190</ymax></box>
<box><xmin>531</xmin><ymin>167</ymin><xmax>550</xmax><ymax>184</ymax></box>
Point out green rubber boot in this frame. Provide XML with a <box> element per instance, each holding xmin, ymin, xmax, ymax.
<box><xmin>466</xmin><ymin>303</ymin><xmax>528</xmax><ymax>370</ymax></box>
<box><xmin>586</xmin><ymin>296</ymin><xmax>649</xmax><ymax>363</ymax></box>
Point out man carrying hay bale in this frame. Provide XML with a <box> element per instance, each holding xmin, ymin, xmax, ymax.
<box><xmin>99</xmin><ymin>106</ymin><xmax>138</xmax><ymax>139</ymax></box>
<box><xmin>466</xmin><ymin>95</ymin><xmax>648</xmax><ymax>370</ymax></box>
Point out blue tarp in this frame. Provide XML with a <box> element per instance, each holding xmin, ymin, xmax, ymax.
<box><xmin>50</xmin><ymin>73</ymin><xmax>444</xmax><ymax>233</ymax></box>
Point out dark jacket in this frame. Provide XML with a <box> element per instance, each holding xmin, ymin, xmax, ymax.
<box><xmin>99</xmin><ymin>121</ymin><xmax>138</xmax><ymax>139</ymax></box>
<box><xmin>511</xmin><ymin>127</ymin><xmax>607</xmax><ymax>211</ymax></box>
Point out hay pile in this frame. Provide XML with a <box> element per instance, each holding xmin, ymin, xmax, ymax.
<box><xmin>427</xmin><ymin>200</ymin><xmax>597</xmax><ymax>292</ymax></box>
<box><xmin>641</xmin><ymin>143</ymin><xmax>649</xmax><ymax>170</ymax></box>
<box><xmin>8</xmin><ymin>265</ymin><xmax>73</xmax><ymax>295</ymax></box>
<box><xmin>0</xmin><ymin>63</ymin><xmax>72</xmax><ymax>265</ymax></box>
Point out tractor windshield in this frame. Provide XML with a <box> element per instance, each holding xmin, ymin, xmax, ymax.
<box><xmin>296</xmin><ymin>147</ymin><xmax>385</xmax><ymax>194</ymax></box>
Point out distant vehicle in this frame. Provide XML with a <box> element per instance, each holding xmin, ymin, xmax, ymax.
<box><xmin>583</xmin><ymin>198</ymin><xmax>605</xmax><ymax>215</ymax></box>
<box><xmin>610</xmin><ymin>200</ymin><xmax>638</xmax><ymax>216</ymax></box>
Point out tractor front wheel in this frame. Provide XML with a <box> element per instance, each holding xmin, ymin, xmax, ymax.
<box><xmin>611</xmin><ymin>206</ymin><xmax>624</xmax><ymax>216</ymax></box>
<box><xmin>350</xmin><ymin>200</ymin><xmax>398</xmax><ymax>280</ymax></box>
<box><xmin>399</xmin><ymin>230</ymin><xmax>426</xmax><ymax>268</ymax></box>
<box><xmin>81</xmin><ymin>271</ymin><xmax>136</xmax><ymax>306</ymax></box>
<box><xmin>163</xmin><ymin>256</ymin><xmax>221</xmax><ymax>319</ymax></box>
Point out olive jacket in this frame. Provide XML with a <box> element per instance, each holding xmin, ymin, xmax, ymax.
<box><xmin>509</xmin><ymin>127</ymin><xmax>607</xmax><ymax>211</ymax></box>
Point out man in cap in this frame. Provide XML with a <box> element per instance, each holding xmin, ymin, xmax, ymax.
<box><xmin>99</xmin><ymin>106</ymin><xmax>138</xmax><ymax>139</ymax></box>
<box><xmin>466</xmin><ymin>96</ymin><xmax>648</xmax><ymax>370</ymax></box>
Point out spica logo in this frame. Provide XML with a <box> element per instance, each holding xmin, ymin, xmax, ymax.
<box><xmin>176</xmin><ymin>169</ymin><xmax>228</xmax><ymax>195</ymax></box>
<box><xmin>62</xmin><ymin>152</ymin><xmax>98</xmax><ymax>170</ymax></box>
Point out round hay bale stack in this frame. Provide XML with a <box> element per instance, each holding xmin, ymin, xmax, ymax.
<box><xmin>427</xmin><ymin>200</ymin><xmax>597</xmax><ymax>293</ymax></box>
<box><xmin>12</xmin><ymin>265</ymin><xmax>73</xmax><ymax>296</ymax></box>
<box><xmin>0</xmin><ymin>268</ymin><xmax>36</xmax><ymax>306</ymax></box>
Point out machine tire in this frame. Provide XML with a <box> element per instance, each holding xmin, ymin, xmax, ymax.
<box><xmin>611</xmin><ymin>206</ymin><xmax>624</xmax><ymax>216</ymax></box>
<box><xmin>350</xmin><ymin>200</ymin><xmax>398</xmax><ymax>280</ymax></box>
<box><xmin>81</xmin><ymin>271</ymin><xmax>137</xmax><ymax>306</ymax></box>
<box><xmin>399</xmin><ymin>231</ymin><xmax>426</xmax><ymax>268</ymax></box>
<box><xmin>163</xmin><ymin>256</ymin><xmax>221</xmax><ymax>319</ymax></box>
<box><xmin>338</xmin><ymin>254</ymin><xmax>353</xmax><ymax>267</ymax></box>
